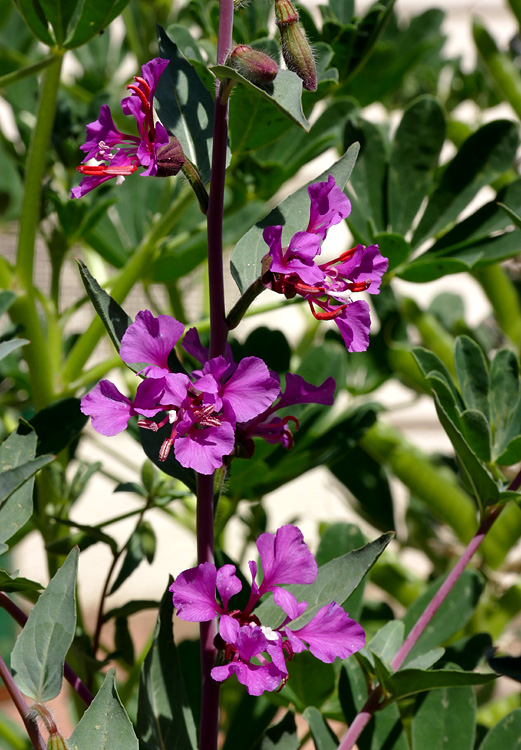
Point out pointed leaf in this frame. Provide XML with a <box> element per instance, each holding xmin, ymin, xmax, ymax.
<box><xmin>260</xmin><ymin>711</ymin><xmax>298</xmax><ymax>750</ymax></box>
<box><xmin>0</xmin><ymin>570</ymin><xmax>43</xmax><ymax>593</ymax></box>
<box><xmin>412</xmin><ymin>685</ymin><xmax>476</xmax><ymax>750</ymax></box>
<box><xmin>454</xmin><ymin>336</ymin><xmax>490</xmax><ymax>419</ymax></box>
<box><xmin>460</xmin><ymin>409</ymin><xmax>491</xmax><ymax>463</ymax></box>
<box><xmin>0</xmin><ymin>429</ymin><xmax>38</xmax><ymax>545</ymax></box>
<box><xmin>1</xmin><ymin>454</ymin><xmax>55</xmax><ymax>504</ymax></box>
<box><xmin>490</xmin><ymin>348</ymin><xmax>521</xmax><ymax>461</ymax></box>
<box><xmin>156</xmin><ymin>27</ymin><xmax>216</xmax><ymax>184</ymax></box>
<box><xmin>11</xmin><ymin>548</ymin><xmax>78</xmax><ymax>701</ymax></box>
<box><xmin>231</xmin><ymin>143</ymin><xmax>360</xmax><ymax>294</ymax></box>
<box><xmin>255</xmin><ymin>532</ymin><xmax>393</xmax><ymax>629</ymax></box>
<box><xmin>65</xmin><ymin>0</ymin><xmax>131</xmax><ymax>49</ymax></box>
<box><xmin>14</xmin><ymin>0</ymin><xmax>54</xmax><ymax>44</ymax></box>
<box><xmin>29</xmin><ymin>397</ymin><xmax>88</xmax><ymax>455</ymax></box>
<box><xmin>303</xmin><ymin>707</ymin><xmax>338</xmax><ymax>750</ymax></box>
<box><xmin>362</xmin><ymin>620</ymin><xmax>405</xmax><ymax>669</ymax></box>
<box><xmin>389</xmin><ymin>96</ymin><xmax>446</xmax><ymax>236</ymax></box>
<box><xmin>211</xmin><ymin>65</ymin><xmax>308</xmax><ymax>131</ymax></box>
<box><xmin>69</xmin><ymin>669</ymin><xmax>138</xmax><ymax>750</ymax></box>
<box><xmin>0</xmin><ymin>339</ymin><xmax>29</xmax><ymax>362</ymax></box>
<box><xmin>412</xmin><ymin>120</ymin><xmax>519</xmax><ymax>246</ymax></box>
<box><xmin>109</xmin><ymin>526</ymin><xmax>146</xmax><ymax>595</ymax></box>
<box><xmin>478</xmin><ymin>708</ymin><xmax>521</xmax><ymax>750</ymax></box>
<box><xmin>385</xmin><ymin>667</ymin><xmax>494</xmax><ymax>701</ymax></box>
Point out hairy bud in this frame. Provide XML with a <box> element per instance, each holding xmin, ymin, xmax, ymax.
<box><xmin>230</xmin><ymin>45</ymin><xmax>278</xmax><ymax>86</ymax></box>
<box><xmin>155</xmin><ymin>135</ymin><xmax>186</xmax><ymax>177</ymax></box>
<box><xmin>275</xmin><ymin>0</ymin><xmax>317</xmax><ymax>92</ymax></box>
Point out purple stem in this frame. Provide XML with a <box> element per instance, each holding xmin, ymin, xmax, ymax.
<box><xmin>337</xmin><ymin>466</ymin><xmax>521</xmax><ymax>750</ymax></box>
<box><xmin>206</xmin><ymin>0</ymin><xmax>233</xmax><ymax>360</ymax></box>
<box><xmin>0</xmin><ymin>653</ymin><xmax>46</xmax><ymax>750</ymax></box>
<box><xmin>0</xmin><ymin>592</ymin><xmax>93</xmax><ymax>706</ymax></box>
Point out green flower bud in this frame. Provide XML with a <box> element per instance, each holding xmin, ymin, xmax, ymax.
<box><xmin>48</xmin><ymin>734</ymin><xmax>69</xmax><ymax>750</ymax></box>
<box><xmin>275</xmin><ymin>0</ymin><xmax>317</xmax><ymax>92</ymax></box>
<box><xmin>230</xmin><ymin>44</ymin><xmax>278</xmax><ymax>86</ymax></box>
<box><xmin>155</xmin><ymin>135</ymin><xmax>186</xmax><ymax>177</ymax></box>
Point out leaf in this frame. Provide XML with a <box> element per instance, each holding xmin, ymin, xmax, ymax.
<box><xmin>281</xmin><ymin>651</ymin><xmax>336</xmax><ymax>711</ymax></box>
<box><xmin>454</xmin><ymin>336</ymin><xmax>490</xmax><ymax>420</ymax></box>
<box><xmin>222</xmin><ymin>693</ymin><xmax>278</xmax><ymax>750</ymax></box>
<box><xmin>29</xmin><ymin>397</ymin><xmax>88</xmax><ymax>455</ymax></box>
<box><xmin>412</xmin><ymin>120</ymin><xmax>520</xmax><ymax>246</ymax></box>
<box><xmin>255</xmin><ymin>532</ymin><xmax>393</xmax><ymax>629</ymax></box>
<box><xmin>388</xmin><ymin>96</ymin><xmax>446</xmax><ymax>236</ymax></box>
<box><xmin>11</xmin><ymin>548</ymin><xmax>78</xmax><ymax>702</ymax></box>
<box><xmin>212</xmin><ymin>65</ymin><xmax>308</xmax><ymax>131</ymax></box>
<box><xmin>412</xmin><ymin>685</ymin><xmax>476</xmax><ymax>750</ymax></box>
<box><xmin>490</xmin><ymin>348</ymin><xmax>521</xmax><ymax>461</ymax></box>
<box><xmin>77</xmin><ymin>260</ymin><xmax>133</xmax><ymax>360</ymax></box>
<box><xmin>0</xmin><ymin>428</ymin><xmax>38</xmax><ymax>545</ymax></box>
<box><xmin>69</xmin><ymin>669</ymin><xmax>138</xmax><ymax>750</ymax></box>
<box><xmin>460</xmin><ymin>409</ymin><xmax>492</xmax><ymax>463</ymax></box>
<box><xmin>362</xmin><ymin>621</ymin><xmax>405</xmax><ymax>669</ymax></box>
<box><xmin>373</xmin><ymin>233</ymin><xmax>410</xmax><ymax>273</ymax></box>
<box><xmin>109</xmin><ymin>525</ymin><xmax>146</xmax><ymax>595</ymax></box>
<box><xmin>384</xmin><ymin>667</ymin><xmax>495</xmax><ymax>701</ymax></box>
<box><xmin>14</xmin><ymin>0</ymin><xmax>54</xmax><ymax>45</ymax></box>
<box><xmin>65</xmin><ymin>0</ymin><xmax>131</xmax><ymax>49</ymax></box>
<box><xmin>303</xmin><ymin>707</ymin><xmax>338</xmax><ymax>750</ymax></box>
<box><xmin>477</xmin><ymin>708</ymin><xmax>521</xmax><ymax>749</ymax></box>
<box><xmin>156</xmin><ymin>26</ymin><xmax>216</xmax><ymax>184</ymax></box>
<box><xmin>260</xmin><ymin>711</ymin><xmax>298</xmax><ymax>750</ymax></box>
<box><xmin>0</xmin><ymin>290</ymin><xmax>16</xmax><ymax>316</ymax></box>
<box><xmin>498</xmin><ymin>200</ymin><xmax>521</xmax><ymax>230</ymax></box>
<box><xmin>231</xmin><ymin>143</ymin><xmax>360</xmax><ymax>294</ymax></box>
<box><xmin>37</xmin><ymin>0</ymin><xmax>80</xmax><ymax>45</ymax></box>
<box><xmin>0</xmin><ymin>338</ymin><xmax>29</xmax><ymax>362</ymax></box>
<box><xmin>0</xmin><ymin>570</ymin><xmax>43</xmax><ymax>593</ymax></box>
<box><xmin>1</xmin><ymin>455</ymin><xmax>55</xmax><ymax>506</ymax></box>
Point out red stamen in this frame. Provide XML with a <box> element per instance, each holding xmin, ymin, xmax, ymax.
<box><xmin>308</xmin><ymin>299</ymin><xmax>348</xmax><ymax>321</ymax></box>
<box><xmin>132</xmin><ymin>76</ymin><xmax>151</xmax><ymax>97</ymax></box>
<box><xmin>126</xmin><ymin>83</ymin><xmax>150</xmax><ymax>111</ymax></box>
<box><xmin>159</xmin><ymin>438</ymin><xmax>175</xmax><ymax>462</ymax></box>
<box><xmin>137</xmin><ymin>419</ymin><xmax>158</xmax><ymax>431</ymax></box>
<box><xmin>294</xmin><ymin>281</ymin><xmax>325</xmax><ymax>296</ymax></box>
<box><xmin>282</xmin><ymin>415</ymin><xmax>299</xmax><ymax>429</ymax></box>
<box><xmin>76</xmin><ymin>164</ymin><xmax>138</xmax><ymax>176</ymax></box>
<box><xmin>347</xmin><ymin>280</ymin><xmax>371</xmax><ymax>292</ymax></box>
<box><xmin>339</xmin><ymin>246</ymin><xmax>358</xmax><ymax>262</ymax></box>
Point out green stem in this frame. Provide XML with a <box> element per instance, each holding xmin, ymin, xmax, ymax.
<box><xmin>473</xmin><ymin>265</ymin><xmax>521</xmax><ymax>347</ymax></box>
<box><xmin>62</xmin><ymin>187</ymin><xmax>193</xmax><ymax>385</ymax></box>
<box><xmin>0</xmin><ymin>55</ymin><xmax>56</xmax><ymax>89</ymax></box>
<box><xmin>11</xmin><ymin>52</ymin><xmax>64</xmax><ymax>409</ymax></box>
<box><xmin>473</xmin><ymin>19</ymin><xmax>521</xmax><ymax>120</ymax></box>
<box><xmin>359</xmin><ymin>420</ymin><xmax>477</xmax><ymax>544</ymax></box>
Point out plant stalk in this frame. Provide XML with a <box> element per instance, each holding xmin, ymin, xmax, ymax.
<box><xmin>0</xmin><ymin>654</ymin><xmax>46</xmax><ymax>750</ymax></box>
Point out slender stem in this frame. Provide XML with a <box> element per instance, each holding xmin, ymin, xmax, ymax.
<box><xmin>206</xmin><ymin>0</ymin><xmax>233</xmax><ymax>359</ymax></box>
<box><xmin>0</xmin><ymin>654</ymin><xmax>46</xmax><ymax>750</ymax></box>
<box><xmin>337</xmin><ymin>468</ymin><xmax>521</xmax><ymax>750</ymax></box>
<box><xmin>0</xmin><ymin>54</ymin><xmax>56</xmax><ymax>89</ymax></box>
<box><xmin>197</xmin><ymin>474</ymin><xmax>220</xmax><ymax>750</ymax></box>
<box><xmin>0</xmin><ymin>593</ymin><xmax>93</xmax><ymax>705</ymax></box>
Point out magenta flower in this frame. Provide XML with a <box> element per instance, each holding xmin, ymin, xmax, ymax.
<box><xmin>80</xmin><ymin>310</ymin><xmax>280</xmax><ymax>475</ymax></box>
<box><xmin>262</xmin><ymin>176</ymin><xmax>388</xmax><ymax>352</ymax></box>
<box><xmin>170</xmin><ymin>524</ymin><xmax>365</xmax><ymax>696</ymax></box>
<box><xmin>71</xmin><ymin>58</ymin><xmax>184</xmax><ymax>198</ymax></box>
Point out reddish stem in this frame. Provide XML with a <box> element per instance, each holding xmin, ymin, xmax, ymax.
<box><xmin>0</xmin><ymin>653</ymin><xmax>46</xmax><ymax>750</ymax></box>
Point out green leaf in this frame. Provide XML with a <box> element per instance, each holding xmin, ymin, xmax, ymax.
<box><xmin>231</xmin><ymin>143</ymin><xmax>359</xmax><ymax>294</ymax></box>
<box><xmin>478</xmin><ymin>708</ymin><xmax>521</xmax><ymax>749</ymax></box>
<box><xmin>412</xmin><ymin>120</ymin><xmax>519</xmax><ymax>246</ymax></box>
<box><xmin>212</xmin><ymin>65</ymin><xmax>308</xmax><ymax>132</ymax></box>
<box><xmin>402</xmin><ymin>570</ymin><xmax>484</xmax><ymax>662</ymax></box>
<box><xmin>14</xmin><ymin>0</ymin><xmax>54</xmax><ymax>45</ymax></box>
<box><xmin>490</xmin><ymin>348</ymin><xmax>521</xmax><ymax>462</ymax></box>
<box><xmin>0</xmin><ymin>338</ymin><xmax>29</xmax><ymax>362</ymax></box>
<box><xmin>69</xmin><ymin>669</ymin><xmax>138</xmax><ymax>750</ymax></box>
<box><xmin>498</xmin><ymin>200</ymin><xmax>521</xmax><ymax>230</ymax></box>
<box><xmin>65</xmin><ymin>0</ymin><xmax>131</xmax><ymax>49</ymax></box>
<box><xmin>460</xmin><ymin>409</ymin><xmax>492</xmax><ymax>463</ymax></box>
<box><xmin>260</xmin><ymin>711</ymin><xmax>298</xmax><ymax>750</ymax></box>
<box><xmin>412</xmin><ymin>685</ymin><xmax>476</xmax><ymax>750</ymax></box>
<box><xmin>0</xmin><ymin>290</ymin><xmax>16</xmax><ymax>316</ymax></box>
<box><xmin>256</xmin><ymin>532</ymin><xmax>393</xmax><ymax>629</ymax></box>
<box><xmin>282</xmin><ymin>651</ymin><xmax>336</xmax><ymax>711</ymax></box>
<box><xmin>373</xmin><ymin>233</ymin><xmax>410</xmax><ymax>273</ymax></box>
<box><xmin>222</xmin><ymin>693</ymin><xmax>278</xmax><ymax>750</ymax></box>
<box><xmin>454</xmin><ymin>336</ymin><xmax>490</xmax><ymax>419</ymax></box>
<box><xmin>109</xmin><ymin>525</ymin><xmax>146</xmax><ymax>595</ymax></box>
<box><xmin>29</xmin><ymin>397</ymin><xmax>88</xmax><ymax>455</ymax></box>
<box><xmin>0</xmin><ymin>570</ymin><xmax>42</xmax><ymax>593</ymax></box>
<box><xmin>11</xmin><ymin>548</ymin><xmax>78</xmax><ymax>702</ymax></box>
<box><xmin>388</xmin><ymin>96</ymin><xmax>446</xmax><ymax>236</ymax></box>
<box><xmin>0</xmin><ymin>428</ymin><xmax>39</xmax><ymax>545</ymax></box>
<box><xmin>77</xmin><ymin>260</ymin><xmax>133</xmax><ymax>360</ymax></box>
<box><xmin>385</xmin><ymin>667</ymin><xmax>495</xmax><ymax>701</ymax></box>
<box><xmin>303</xmin><ymin>707</ymin><xmax>338</xmax><ymax>750</ymax></box>
<box><xmin>1</xmin><ymin>454</ymin><xmax>55</xmax><ymax>509</ymax></box>
<box><xmin>362</xmin><ymin>621</ymin><xmax>404</xmax><ymax>669</ymax></box>
<box><xmin>156</xmin><ymin>26</ymin><xmax>217</xmax><ymax>184</ymax></box>
<box><xmin>37</xmin><ymin>0</ymin><xmax>79</xmax><ymax>45</ymax></box>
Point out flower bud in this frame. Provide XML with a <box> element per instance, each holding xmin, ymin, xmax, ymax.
<box><xmin>155</xmin><ymin>135</ymin><xmax>186</xmax><ymax>177</ymax></box>
<box><xmin>230</xmin><ymin>45</ymin><xmax>278</xmax><ymax>86</ymax></box>
<box><xmin>275</xmin><ymin>0</ymin><xmax>317</xmax><ymax>92</ymax></box>
<box><xmin>48</xmin><ymin>733</ymin><xmax>69</xmax><ymax>750</ymax></box>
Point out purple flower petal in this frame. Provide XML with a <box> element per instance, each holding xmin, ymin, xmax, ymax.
<box><xmin>257</xmin><ymin>524</ymin><xmax>317</xmax><ymax>595</ymax></box>
<box><xmin>120</xmin><ymin>310</ymin><xmax>185</xmax><ymax>372</ymax></box>
<box><xmin>133</xmin><ymin>377</ymin><xmax>166</xmax><ymax>416</ymax></box>
<box><xmin>286</xmin><ymin>601</ymin><xmax>365</xmax><ymax>663</ymax></box>
<box><xmin>219</xmin><ymin>614</ymin><xmax>240</xmax><ymax>645</ymax></box>
<box><xmin>216</xmin><ymin>565</ymin><xmax>242</xmax><ymax>610</ymax></box>
<box><xmin>264</xmin><ymin>227</ymin><xmax>325</xmax><ymax>287</ymax></box>
<box><xmin>335</xmin><ymin>244</ymin><xmax>388</xmax><ymax>295</ymax></box>
<box><xmin>335</xmin><ymin>299</ymin><xmax>371</xmax><ymax>352</ymax></box>
<box><xmin>223</xmin><ymin>357</ymin><xmax>280</xmax><ymax>422</ymax></box>
<box><xmin>80</xmin><ymin>380</ymin><xmax>134</xmax><ymax>436</ymax></box>
<box><xmin>307</xmin><ymin>175</ymin><xmax>351</xmax><ymax>240</ymax></box>
<box><xmin>273</xmin><ymin>588</ymin><xmax>307</xmax><ymax>621</ymax></box>
<box><xmin>121</xmin><ymin>57</ymin><xmax>170</xmax><ymax>120</ymax></box>
<box><xmin>79</xmin><ymin>104</ymin><xmax>127</xmax><ymax>161</ymax></box>
<box><xmin>169</xmin><ymin>562</ymin><xmax>222</xmax><ymax>621</ymax></box>
<box><xmin>275</xmin><ymin>373</ymin><xmax>335</xmax><ymax>410</ymax></box>
<box><xmin>174</xmin><ymin>420</ymin><xmax>235</xmax><ymax>475</ymax></box>
<box><xmin>211</xmin><ymin>660</ymin><xmax>283</xmax><ymax>696</ymax></box>
<box><xmin>182</xmin><ymin>327</ymin><xmax>210</xmax><ymax>365</ymax></box>
<box><xmin>236</xmin><ymin>624</ymin><xmax>270</xmax><ymax>661</ymax></box>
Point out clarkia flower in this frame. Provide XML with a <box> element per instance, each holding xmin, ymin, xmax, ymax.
<box><xmin>72</xmin><ymin>58</ymin><xmax>185</xmax><ymax>198</ymax></box>
<box><xmin>170</xmin><ymin>524</ymin><xmax>365</xmax><ymax>695</ymax></box>
<box><xmin>261</xmin><ymin>175</ymin><xmax>389</xmax><ymax>352</ymax></box>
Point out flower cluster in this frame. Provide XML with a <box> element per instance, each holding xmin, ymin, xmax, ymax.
<box><xmin>80</xmin><ymin>311</ymin><xmax>334</xmax><ymax>475</ymax></box>
<box><xmin>170</xmin><ymin>524</ymin><xmax>365</xmax><ymax>695</ymax></box>
<box><xmin>261</xmin><ymin>176</ymin><xmax>388</xmax><ymax>352</ymax></box>
<box><xmin>71</xmin><ymin>58</ymin><xmax>184</xmax><ymax>198</ymax></box>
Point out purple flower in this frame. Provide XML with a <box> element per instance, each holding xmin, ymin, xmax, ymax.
<box><xmin>80</xmin><ymin>310</ymin><xmax>280</xmax><ymax>475</ymax></box>
<box><xmin>170</xmin><ymin>524</ymin><xmax>365</xmax><ymax>695</ymax></box>
<box><xmin>261</xmin><ymin>176</ymin><xmax>388</xmax><ymax>352</ymax></box>
<box><xmin>71</xmin><ymin>58</ymin><xmax>183</xmax><ymax>198</ymax></box>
